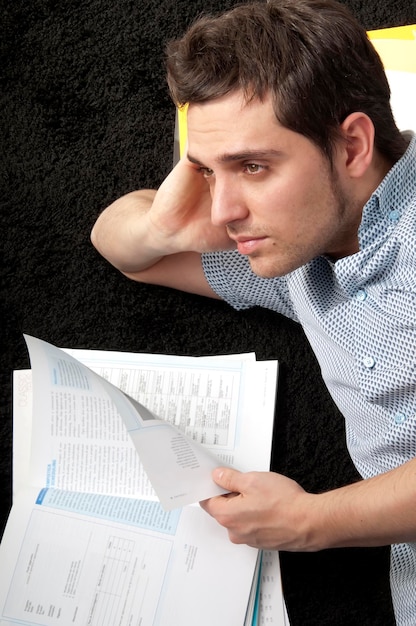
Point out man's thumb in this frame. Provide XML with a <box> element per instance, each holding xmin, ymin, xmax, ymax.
<box><xmin>212</xmin><ymin>467</ymin><xmax>242</xmax><ymax>492</ymax></box>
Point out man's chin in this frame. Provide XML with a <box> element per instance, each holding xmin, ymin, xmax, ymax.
<box><xmin>247</xmin><ymin>258</ymin><xmax>286</xmax><ymax>279</ymax></box>
<box><xmin>247</xmin><ymin>253</ymin><xmax>302</xmax><ymax>279</ymax></box>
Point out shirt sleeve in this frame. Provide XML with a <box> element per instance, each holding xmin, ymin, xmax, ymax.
<box><xmin>202</xmin><ymin>250</ymin><xmax>299</xmax><ymax>321</ymax></box>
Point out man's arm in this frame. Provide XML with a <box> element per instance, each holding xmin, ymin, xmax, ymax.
<box><xmin>91</xmin><ymin>157</ymin><xmax>234</xmax><ymax>297</ymax></box>
<box><xmin>200</xmin><ymin>459</ymin><xmax>416</xmax><ymax>551</ymax></box>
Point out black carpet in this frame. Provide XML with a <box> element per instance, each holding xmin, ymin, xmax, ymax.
<box><xmin>2</xmin><ymin>1</ymin><xmax>416</xmax><ymax>624</ymax></box>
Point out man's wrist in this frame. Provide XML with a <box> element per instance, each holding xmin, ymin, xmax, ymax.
<box><xmin>299</xmin><ymin>485</ymin><xmax>369</xmax><ymax>552</ymax></box>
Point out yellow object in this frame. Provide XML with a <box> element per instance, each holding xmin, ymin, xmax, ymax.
<box><xmin>369</xmin><ymin>24</ymin><xmax>416</xmax><ymax>73</ymax></box>
<box><xmin>177</xmin><ymin>104</ymin><xmax>189</xmax><ymax>158</ymax></box>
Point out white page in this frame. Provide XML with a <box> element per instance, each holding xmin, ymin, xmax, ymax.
<box><xmin>13</xmin><ymin>349</ymin><xmax>250</xmax><ymax>500</ymax></box>
<box><xmin>64</xmin><ymin>347</ymin><xmax>275</xmax><ymax>471</ymax></box>
<box><xmin>70</xmin><ymin>348</ymin><xmax>278</xmax><ymax>509</ymax></box>
<box><xmin>386</xmin><ymin>69</ymin><xmax>416</xmax><ymax>132</ymax></box>
<box><xmin>24</xmin><ymin>336</ymin><xmax>278</xmax><ymax>509</ymax></box>
<box><xmin>0</xmin><ymin>488</ymin><xmax>258</xmax><ymax>626</ymax></box>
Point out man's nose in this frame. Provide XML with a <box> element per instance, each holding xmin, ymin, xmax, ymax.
<box><xmin>210</xmin><ymin>178</ymin><xmax>248</xmax><ymax>226</ymax></box>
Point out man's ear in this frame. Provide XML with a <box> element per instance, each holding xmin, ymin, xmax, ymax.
<box><xmin>339</xmin><ymin>112</ymin><xmax>375</xmax><ymax>178</ymax></box>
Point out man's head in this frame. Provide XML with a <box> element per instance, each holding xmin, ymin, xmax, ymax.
<box><xmin>166</xmin><ymin>0</ymin><xmax>406</xmax><ymax>164</ymax></box>
<box><xmin>185</xmin><ymin>91</ymin><xmax>379</xmax><ymax>277</ymax></box>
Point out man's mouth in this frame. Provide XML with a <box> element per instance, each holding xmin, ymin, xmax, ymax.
<box><xmin>229</xmin><ymin>235</ymin><xmax>268</xmax><ymax>255</ymax></box>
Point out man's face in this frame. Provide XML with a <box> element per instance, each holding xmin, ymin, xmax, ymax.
<box><xmin>187</xmin><ymin>91</ymin><xmax>363</xmax><ymax>278</ymax></box>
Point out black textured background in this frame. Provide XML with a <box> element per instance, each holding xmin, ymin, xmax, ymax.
<box><xmin>2</xmin><ymin>1</ymin><xmax>416</xmax><ymax>624</ymax></box>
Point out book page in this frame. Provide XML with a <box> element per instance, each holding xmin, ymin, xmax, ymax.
<box><xmin>24</xmin><ymin>336</ymin><xmax>278</xmax><ymax>509</ymax></box>
<box><xmin>0</xmin><ymin>487</ymin><xmax>259</xmax><ymax>626</ymax></box>
<box><xmin>68</xmin><ymin>347</ymin><xmax>278</xmax><ymax>509</ymax></box>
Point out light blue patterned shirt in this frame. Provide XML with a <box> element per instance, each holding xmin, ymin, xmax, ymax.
<box><xmin>202</xmin><ymin>132</ymin><xmax>416</xmax><ymax>626</ymax></box>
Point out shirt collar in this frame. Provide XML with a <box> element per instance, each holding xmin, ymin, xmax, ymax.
<box><xmin>328</xmin><ymin>132</ymin><xmax>416</xmax><ymax>293</ymax></box>
<box><xmin>358</xmin><ymin>131</ymin><xmax>416</xmax><ymax>248</ymax></box>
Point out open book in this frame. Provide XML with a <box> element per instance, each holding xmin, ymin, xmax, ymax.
<box><xmin>0</xmin><ymin>335</ymin><xmax>287</xmax><ymax>626</ymax></box>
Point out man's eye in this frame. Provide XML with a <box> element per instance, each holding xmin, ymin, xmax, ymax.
<box><xmin>199</xmin><ymin>167</ymin><xmax>214</xmax><ymax>178</ymax></box>
<box><xmin>245</xmin><ymin>163</ymin><xmax>263</xmax><ymax>174</ymax></box>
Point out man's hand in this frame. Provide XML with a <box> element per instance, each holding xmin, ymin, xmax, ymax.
<box><xmin>200</xmin><ymin>467</ymin><xmax>317</xmax><ymax>551</ymax></box>
<box><xmin>201</xmin><ymin>460</ymin><xmax>416</xmax><ymax>552</ymax></box>
<box><xmin>147</xmin><ymin>156</ymin><xmax>233</xmax><ymax>254</ymax></box>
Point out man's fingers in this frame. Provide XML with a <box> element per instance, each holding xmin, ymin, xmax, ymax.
<box><xmin>212</xmin><ymin>467</ymin><xmax>243</xmax><ymax>492</ymax></box>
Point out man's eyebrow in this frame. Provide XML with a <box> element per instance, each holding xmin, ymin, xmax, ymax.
<box><xmin>187</xmin><ymin>153</ymin><xmax>205</xmax><ymax>166</ymax></box>
<box><xmin>217</xmin><ymin>150</ymin><xmax>284</xmax><ymax>163</ymax></box>
<box><xmin>187</xmin><ymin>150</ymin><xmax>283</xmax><ymax>166</ymax></box>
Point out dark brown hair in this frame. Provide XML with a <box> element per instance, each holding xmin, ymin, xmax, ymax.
<box><xmin>166</xmin><ymin>0</ymin><xmax>407</xmax><ymax>163</ymax></box>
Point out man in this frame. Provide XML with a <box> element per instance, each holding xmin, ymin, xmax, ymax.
<box><xmin>90</xmin><ymin>1</ymin><xmax>416</xmax><ymax>623</ymax></box>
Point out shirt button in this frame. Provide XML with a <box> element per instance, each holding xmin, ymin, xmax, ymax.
<box><xmin>389</xmin><ymin>209</ymin><xmax>400</xmax><ymax>222</ymax></box>
<box><xmin>394</xmin><ymin>412</ymin><xmax>407</xmax><ymax>424</ymax></box>
<box><xmin>355</xmin><ymin>289</ymin><xmax>367</xmax><ymax>301</ymax></box>
<box><xmin>363</xmin><ymin>356</ymin><xmax>376</xmax><ymax>369</ymax></box>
